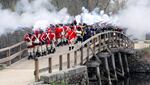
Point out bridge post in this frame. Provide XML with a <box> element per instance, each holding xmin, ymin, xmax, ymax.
<box><xmin>98</xmin><ymin>35</ymin><xmax>101</xmax><ymax>53</ymax></box>
<box><xmin>87</xmin><ymin>42</ymin><xmax>90</xmax><ymax>61</ymax></box>
<box><xmin>74</xmin><ymin>51</ymin><xmax>77</xmax><ymax>66</ymax></box>
<box><xmin>111</xmin><ymin>54</ymin><xmax>118</xmax><ymax>80</ymax></box>
<box><xmin>93</xmin><ymin>38</ymin><xmax>96</xmax><ymax>53</ymax></box>
<box><xmin>107</xmin><ymin>33</ymin><xmax>111</xmax><ymax>48</ymax></box>
<box><xmin>48</xmin><ymin>57</ymin><xmax>52</xmax><ymax>73</ymax></box>
<box><xmin>35</xmin><ymin>58</ymin><xmax>39</xmax><ymax>81</ymax></box>
<box><xmin>113</xmin><ymin>32</ymin><xmax>117</xmax><ymax>48</ymax></box>
<box><xmin>96</xmin><ymin>66</ymin><xmax>102</xmax><ymax>85</ymax></box>
<box><xmin>118</xmin><ymin>52</ymin><xmax>125</xmax><ymax>76</ymax></box>
<box><xmin>19</xmin><ymin>44</ymin><xmax>22</xmax><ymax>60</ymax></box>
<box><xmin>104</xmin><ymin>57</ymin><xmax>112</xmax><ymax>85</ymax></box>
<box><xmin>59</xmin><ymin>55</ymin><xmax>63</xmax><ymax>70</ymax></box>
<box><xmin>67</xmin><ymin>53</ymin><xmax>70</xmax><ymax>68</ymax></box>
<box><xmin>8</xmin><ymin>49</ymin><xmax>11</xmax><ymax>65</ymax></box>
<box><xmin>124</xmin><ymin>54</ymin><xmax>130</xmax><ymax>74</ymax></box>
<box><xmin>80</xmin><ymin>46</ymin><xmax>83</xmax><ymax>65</ymax></box>
<box><xmin>111</xmin><ymin>32</ymin><xmax>114</xmax><ymax>48</ymax></box>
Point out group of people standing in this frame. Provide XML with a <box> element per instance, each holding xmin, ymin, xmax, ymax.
<box><xmin>24</xmin><ymin>20</ymin><xmax>124</xmax><ymax>60</ymax></box>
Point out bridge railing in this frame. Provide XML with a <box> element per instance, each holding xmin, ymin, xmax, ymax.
<box><xmin>0</xmin><ymin>41</ymin><xmax>27</xmax><ymax>66</ymax></box>
<box><xmin>34</xmin><ymin>31</ymin><xmax>134</xmax><ymax>81</ymax></box>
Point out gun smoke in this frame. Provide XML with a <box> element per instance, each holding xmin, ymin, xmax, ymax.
<box><xmin>0</xmin><ymin>0</ymin><xmax>149</xmax><ymax>40</ymax></box>
<box><xmin>114</xmin><ymin>0</ymin><xmax>150</xmax><ymax>39</ymax></box>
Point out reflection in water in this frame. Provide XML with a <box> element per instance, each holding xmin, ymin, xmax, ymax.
<box><xmin>90</xmin><ymin>73</ymin><xmax>150</xmax><ymax>85</ymax></box>
<box><xmin>114</xmin><ymin>73</ymin><xmax>150</xmax><ymax>85</ymax></box>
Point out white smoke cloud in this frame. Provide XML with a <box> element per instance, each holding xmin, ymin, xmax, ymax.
<box><xmin>0</xmin><ymin>0</ymin><xmax>71</xmax><ymax>34</ymax></box>
<box><xmin>0</xmin><ymin>0</ymin><xmax>112</xmax><ymax>34</ymax></box>
<box><xmin>75</xmin><ymin>7</ymin><xmax>111</xmax><ymax>25</ymax></box>
<box><xmin>114</xmin><ymin>0</ymin><xmax>150</xmax><ymax>40</ymax></box>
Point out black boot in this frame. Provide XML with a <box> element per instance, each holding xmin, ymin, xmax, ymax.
<box><xmin>28</xmin><ymin>55</ymin><xmax>32</xmax><ymax>60</ymax></box>
<box><xmin>48</xmin><ymin>50</ymin><xmax>51</xmax><ymax>54</ymax></box>
<box><xmin>28</xmin><ymin>55</ymin><xmax>31</xmax><ymax>60</ymax></box>
<box><xmin>42</xmin><ymin>52</ymin><xmax>45</xmax><ymax>56</ymax></box>
<box><xmin>44</xmin><ymin>51</ymin><xmax>47</xmax><ymax>55</ymax></box>
<box><xmin>72</xmin><ymin>46</ymin><xmax>74</xmax><ymax>50</ymax></box>
<box><xmin>51</xmin><ymin>48</ymin><xmax>56</xmax><ymax>53</ymax></box>
<box><xmin>36</xmin><ymin>52</ymin><xmax>41</xmax><ymax>57</ymax></box>
<box><xmin>69</xmin><ymin>47</ymin><xmax>71</xmax><ymax>51</ymax></box>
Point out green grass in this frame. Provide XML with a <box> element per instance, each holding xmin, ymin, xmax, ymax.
<box><xmin>51</xmin><ymin>80</ymin><xmax>68</xmax><ymax>85</ymax></box>
<box><xmin>141</xmin><ymin>47</ymin><xmax>150</xmax><ymax>55</ymax></box>
<box><xmin>0</xmin><ymin>64</ymin><xmax>7</xmax><ymax>70</ymax></box>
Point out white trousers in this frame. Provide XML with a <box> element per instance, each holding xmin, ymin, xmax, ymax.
<box><xmin>27</xmin><ymin>48</ymin><xmax>34</xmax><ymax>56</ymax></box>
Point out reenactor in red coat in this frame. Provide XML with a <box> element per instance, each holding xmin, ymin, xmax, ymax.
<box><xmin>32</xmin><ymin>29</ymin><xmax>41</xmax><ymax>57</ymax></box>
<box><xmin>24</xmin><ymin>33</ymin><xmax>35</xmax><ymax>59</ymax></box>
<box><xmin>62</xmin><ymin>26</ymin><xmax>70</xmax><ymax>45</ymax></box>
<box><xmin>39</xmin><ymin>30</ymin><xmax>47</xmax><ymax>56</ymax></box>
<box><xmin>55</xmin><ymin>25</ymin><xmax>64</xmax><ymax>46</ymax></box>
<box><xmin>46</xmin><ymin>28</ymin><xmax>56</xmax><ymax>53</ymax></box>
<box><xmin>66</xmin><ymin>27</ymin><xmax>77</xmax><ymax>50</ymax></box>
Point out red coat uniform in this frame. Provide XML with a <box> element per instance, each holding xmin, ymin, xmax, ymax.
<box><xmin>55</xmin><ymin>27</ymin><xmax>63</xmax><ymax>39</ymax></box>
<box><xmin>63</xmin><ymin>26</ymin><xmax>70</xmax><ymax>33</ymax></box>
<box><xmin>32</xmin><ymin>31</ymin><xmax>41</xmax><ymax>45</ymax></box>
<box><xmin>24</xmin><ymin>33</ymin><xmax>31</xmax><ymax>42</ymax></box>
<box><xmin>46</xmin><ymin>32</ymin><xmax>56</xmax><ymax>45</ymax></box>
<box><xmin>66</xmin><ymin>30</ymin><xmax>77</xmax><ymax>44</ymax></box>
<box><xmin>24</xmin><ymin>33</ymin><xmax>34</xmax><ymax>48</ymax></box>
<box><xmin>39</xmin><ymin>32</ymin><xmax>47</xmax><ymax>43</ymax></box>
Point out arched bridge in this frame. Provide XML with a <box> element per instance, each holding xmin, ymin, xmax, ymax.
<box><xmin>0</xmin><ymin>31</ymin><xmax>134</xmax><ymax>85</ymax></box>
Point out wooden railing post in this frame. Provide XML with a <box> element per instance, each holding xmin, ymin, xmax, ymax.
<box><xmin>67</xmin><ymin>53</ymin><xmax>70</xmax><ymax>68</ymax></box>
<box><xmin>120</xmin><ymin>33</ymin><xmax>122</xmax><ymax>47</ymax></box>
<box><xmin>8</xmin><ymin>49</ymin><xmax>11</xmax><ymax>65</ymax></box>
<box><xmin>87</xmin><ymin>42</ymin><xmax>90</xmax><ymax>61</ymax></box>
<box><xmin>48</xmin><ymin>57</ymin><xmax>52</xmax><ymax>73</ymax></box>
<box><xmin>35</xmin><ymin>58</ymin><xmax>39</xmax><ymax>81</ymax></box>
<box><xmin>119</xmin><ymin>33</ymin><xmax>121</xmax><ymax>47</ymax></box>
<box><xmin>74</xmin><ymin>51</ymin><xmax>77</xmax><ymax>66</ymax></box>
<box><xmin>59</xmin><ymin>55</ymin><xmax>63</xmax><ymax>70</ymax></box>
<box><xmin>104</xmin><ymin>34</ymin><xmax>106</xmax><ymax>42</ymax></box>
<box><xmin>19</xmin><ymin>44</ymin><xmax>22</xmax><ymax>60</ymax></box>
<box><xmin>93</xmin><ymin>38</ymin><xmax>96</xmax><ymax>53</ymax></box>
<box><xmin>98</xmin><ymin>35</ymin><xmax>101</xmax><ymax>53</ymax></box>
<box><xmin>80</xmin><ymin>46</ymin><xmax>83</xmax><ymax>65</ymax></box>
<box><xmin>124</xmin><ymin>36</ymin><xmax>127</xmax><ymax>48</ymax></box>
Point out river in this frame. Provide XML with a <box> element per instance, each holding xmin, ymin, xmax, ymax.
<box><xmin>90</xmin><ymin>73</ymin><xmax>150</xmax><ymax>85</ymax></box>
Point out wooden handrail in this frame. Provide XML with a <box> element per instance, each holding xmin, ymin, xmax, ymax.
<box><xmin>0</xmin><ymin>41</ymin><xmax>25</xmax><ymax>52</ymax></box>
<box><xmin>0</xmin><ymin>49</ymin><xmax>27</xmax><ymax>63</ymax></box>
<box><xmin>34</xmin><ymin>31</ymin><xmax>134</xmax><ymax>81</ymax></box>
<box><xmin>0</xmin><ymin>41</ymin><xmax>27</xmax><ymax>65</ymax></box>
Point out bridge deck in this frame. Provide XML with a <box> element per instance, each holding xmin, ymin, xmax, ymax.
<box><xmin>0</xmin><ymin>45</ymin><xmax>73</xmax><ymax>85</ymax></box>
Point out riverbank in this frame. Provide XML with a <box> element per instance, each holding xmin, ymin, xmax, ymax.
<box><xmin>128</xmin><ymin>47</ymin><xmax>150</xmax><ymax>73</ymax></box>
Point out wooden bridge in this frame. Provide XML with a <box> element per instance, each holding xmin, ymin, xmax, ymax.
<box><xmin>0</xmin><ymin>31</ymin><xmax>134</xmax><ymax>85</ymax></box>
